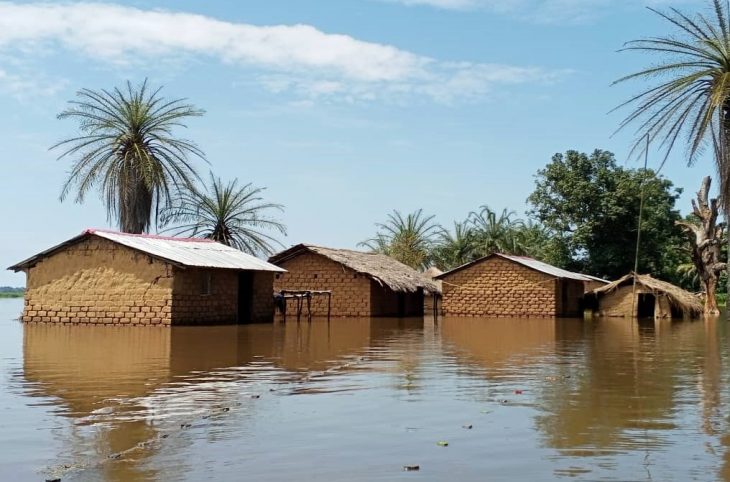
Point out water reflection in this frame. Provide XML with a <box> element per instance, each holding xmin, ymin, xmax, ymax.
<box><xmin>18</xmin><ymin>319</ymin><xmax>427</xmax><ymax>481</ymax></box>
<box><xmin>5</xmin><ymin>308</ymin><xmax>730</xmax><ymax>481</ymax></box>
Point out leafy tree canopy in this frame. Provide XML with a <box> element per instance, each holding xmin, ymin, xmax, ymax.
<box><xmin>528</xmin><ymin>149</ymin><xmax>686</xmax><ymax>281</ymax></box>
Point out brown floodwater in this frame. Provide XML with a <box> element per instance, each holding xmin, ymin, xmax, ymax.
<box><xmin>2</xmin><ymin>298</ymin><xmax>730</xmax><ymax>481</ymax></box>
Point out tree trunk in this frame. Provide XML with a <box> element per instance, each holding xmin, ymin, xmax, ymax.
<box><xmin>677</xmin><ymin>176</ymin><xmax>725</xmax><ymax>316</ymax></box>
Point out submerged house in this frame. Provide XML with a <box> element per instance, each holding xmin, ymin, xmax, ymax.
<box><xmin>269</xmin><ymin>244</ymin><xmax>440</xmax><ymax>317</ymax></box>
<box><xmin>8</xmin><ymin>229</ymin><xmax>285</xmax><ymax>326</ymax></box>
<box><xmin>436</xmin><ymin>253</ymin><xmax>605</xmax><ymax>318</ymax></box>
<box><xmin>589</xmin><ymin>273</ymin><xmax>702</xmax><ymax>319</ymax></box>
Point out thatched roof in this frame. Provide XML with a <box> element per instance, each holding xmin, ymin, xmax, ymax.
<box><xmin>269</xmin><ymin>244</ymin><xmax>441</xmax><ymax>294</ymax></box>
<box><xmin>424</xmin><ymin>266</ymin><xmax>443</xmax><ymax>279</ymax></box>
<box><xmin>591</xmin><ymin>273</ymin><xmax>703</xmax><ymax>317</ymax></box>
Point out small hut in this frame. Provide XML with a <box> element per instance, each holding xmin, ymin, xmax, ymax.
<box><xmin>9</xmin><ymin>229</ymin><xmax>285</xmax><ymax>326</ymax></box>
<box><xmin>435</xmin><ymin>253</ymin><xmax>604</xmax><ymax>318</ymax></box>
<box><xmin>589</xmin><ymin>273</ymin><xmax>702</xmax><ymax>319</ymax></box>
<box><xmin>269</xmin><ymin>244</ymin><xmax>440</xmax><ymax>317</ymax></box>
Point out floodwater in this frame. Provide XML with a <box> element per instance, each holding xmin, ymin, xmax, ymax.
<box><xmin>1</xmin><ymin>299</ymin><xmax>730</xmax><ymax>481</ymax></box>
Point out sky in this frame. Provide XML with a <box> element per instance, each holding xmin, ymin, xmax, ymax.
<box><xmin>0</xmin><ymin>0</ymin><xmax>713</xmax><ymax>286</ymax></box>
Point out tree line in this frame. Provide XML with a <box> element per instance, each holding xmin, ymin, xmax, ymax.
<box><xmin>363</xmin><ymin>149</ymin><xmax>713</xmax><ymax>292</ymax></box>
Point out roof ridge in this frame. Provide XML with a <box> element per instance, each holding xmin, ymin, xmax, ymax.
<box><xmin>84</xmin><ymin>228</ymin><xmax>215</xmax><ymax>243</ymax></box>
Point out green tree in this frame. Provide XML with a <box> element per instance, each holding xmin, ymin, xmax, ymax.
<box><xmin>53</xmin><ymin>80</ymin><xmax>205</xmax><ymax>234</ymax></box>
<box><xmin>431</xmin><ymin>220</ymin><xmax>477</xmax><ymax>270</ymax></box>
<box><xmin>361</xmin><ymin>209</ymin><xmax>441</xmax><ymax>269</ymax></box>
<box><xmin>528</xmin><ymin>149</ymin><xmax>686</xmax><ymax>281</ymax></box>
<box><xmin>468</xmin><ymin>206</ymin><xmax>525</xmax><ymax>257</ymax></box>
<box><xmin>162</xmin><ymin>172</ymin><xmax>286</xmax><ymax>256</ymax></box>
<box><xmin>614</xmin><ymin>0</ymin><xmax>730</xmax><ymax>294</ymax></box>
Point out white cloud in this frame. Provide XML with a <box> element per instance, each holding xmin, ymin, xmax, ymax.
<box><xmin>0</xmin><ymin>2</ymin><xmax>564</xmax><ymax>102</ymax></box>
<box><xmin>0</xmin><ymin>68</ymin><xmax>66</xmax><ymax>98</ymax></box>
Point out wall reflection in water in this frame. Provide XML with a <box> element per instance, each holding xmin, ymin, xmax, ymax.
<box><xmin>13</xmin><ymin>315</ymin><xmax>730</xmax><ymax>482</ymax></box>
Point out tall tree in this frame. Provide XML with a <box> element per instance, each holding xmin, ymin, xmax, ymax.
<box><xmin>676</xmin><ymin>176</ymin><xmax>727</xmax><ymax>314</ymax></box>
<box><xmin>162</xmin><ymin>172</ymin><xmax>286</xmax><ymax>256</ymax></box>
<box><xmin>528</xmin><ymin>149</ymin><xmax>686</xmax><ymax>281</ymax></box>
<box><xmin>468</xmin><ymin>206</ymin><xmax>526</xmax><ymax>257</ymax></box>
<box><xmin>53</xmin><ymin>80</ymin><xmax>205</xmax><ymax>233</ymax></box>
<box><xmin>614</xmin><ymin>0</ymin><xmax>730</xmax><ymax>299</ymax></box>
<box><xmin>360</xmin><ymin>209</ymin><xmax>441</xmax><ymax>269</ymax></box>
<box><xmin>431</xmin><ymin>220</ymin><xmax>477</xmax><ymax>271</ymax></box>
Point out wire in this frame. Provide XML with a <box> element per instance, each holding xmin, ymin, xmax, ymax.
<box><xmin>632</xmin><ymin>134</ymin><xmax>650</xmax><ymax>317</ymax></box>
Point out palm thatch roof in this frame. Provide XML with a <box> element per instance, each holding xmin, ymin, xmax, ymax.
<box><xmin>269</xmin><ymin>244</ymin><xmax>441</xmax><ymax>294</ymax></box>
<box><xmin>591</xmin><ymin>273</ymin><xmax>703</xmax><ymax>317</ymax></box>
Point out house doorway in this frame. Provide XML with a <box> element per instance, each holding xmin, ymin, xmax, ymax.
<box><xmin>636</xmin><ymin>293</ymin><xmax>655</xmax><ymax>318</ymax></box>
<box><xmin>238</xmin><ymin>272</ymin><xmax>254</xmax><ymax>324</ymax></box>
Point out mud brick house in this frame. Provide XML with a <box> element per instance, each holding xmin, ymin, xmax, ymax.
<box><xmin>269</xmin><ymin>244</ymin><xmax>440</xmax><ymax>317</ymax></box>
<box><xmin>8</xmin><ymin>229</ymin><xmax>285</xmax><ymax>326</ymax></box>
<box><xmin>589</xmin><ymin>273</ymin><xmax>702</xmax><ymax>319</ymax></box>
<box><xmin>436</xmin><ymin>253</ymin><xmax>605</xmax><ymax>318</ymax></box>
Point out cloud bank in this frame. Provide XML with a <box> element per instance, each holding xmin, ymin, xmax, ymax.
<box><xmin>0</xmin><ymin>2</ymin><xmax>564</xmax><ymax>102</ymax></box>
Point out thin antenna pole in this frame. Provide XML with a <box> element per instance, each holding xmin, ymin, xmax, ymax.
<box><xmin>632</xmin><ymin>134</ymin><xmax>650</xmax><ymax>317</ymax></box>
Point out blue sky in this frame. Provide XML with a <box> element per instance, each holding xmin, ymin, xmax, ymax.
<box><xmin>0</xmin><ymin>0</ymin><xmax>711</xmax><ymax>286</ymax></box>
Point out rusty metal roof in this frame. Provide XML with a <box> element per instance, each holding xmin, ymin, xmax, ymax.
<box><xmin>8</xmin><ymin>229</ymin><xmax>285</xmax><ymax>272</ymax></box>
<box><xmin>436</xmin><ymin>253</ymin><xmax>607</xmax><ymax>283</ymax></box>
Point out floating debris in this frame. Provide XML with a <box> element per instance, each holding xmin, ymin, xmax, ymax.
<box><xmin>480</xmin><ymin>409</ymin><xmax>492</xmax><ymax>414</ymax></box>
<box><xmin>45</xmin><ymin>479</ymin><xmax>61</xmax><ymax>482</ymax></box>
<box><xmin>403</xmin><ymin>465</ymin><xmax>420</xmax><ymax>472</ymax></box>
<box><xmin>514</xmin><ymin>390</ymin><xmax>524</xmax><ymax>395</ymax></box>
<box><xmin>251</xmin><ymin>395</ymin><xmax>261</xmax><ymax>399</ymax></box>
<box><xmin>180</xmin><ymin>423</ymin><xmax>191</xmax><ymax>429</ymax></box>
<box><xmin>437</xmin><ymin>441</ymin><xmax>449</xmax><ymax>447</ymax></box>
<box><xmin>107</xmin><ymin>453</ymin><xmax>121</xmax><ymax>460</ymax></box>
<box><xmin>499</xmin><ymin>399</ymin><xmax>509</xmax><ymax>404</ymax></box>
<box><xmin>462</xmin><ymin>424</ymin><xmax>473</xmax><ymax>430</ymax></box>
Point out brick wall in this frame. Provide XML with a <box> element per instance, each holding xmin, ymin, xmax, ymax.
<box><xmin>272</xmin><ymin>252</ymin><xmax>371</xmax><ymax>317</ymax></box>
<box><xmin>171</xmin><ymin>268</ymin><xmax>238</xmax><ymax>324</ymax></box>
<box><xmin>441</xmin><ymin>256</ymin><xmax>559</xmax><ymax>317</ymax></box>
<box><xmin>22</xmin><ymin>237</ymin><xmax>174</xmax><ymax>325</ymax></box>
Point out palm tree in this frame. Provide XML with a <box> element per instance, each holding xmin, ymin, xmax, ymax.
<box><xmin>53</xmin><ymin>79</ymin><xmax>205</xmax><ymax>233</ymax></box>
<box><xmin>161</xmin><ymin>172</ymin><xmax>287</xmax><ymax>256</ymax></box>
<box><xmin>614</xmin><ymin>0</ymin><xmax>730</xmax><ymax>304</ymax></box>
<box><xmin>468</xmin><ymin>206</ymin><xmax>526</xmax><ymax>256</ymax></box>
<box><xmin>431</xmin><ymin>220</ymin><xmax>477</xmax><ymax>270</ymax></box>
<box><xmin>360</xmin><ymin>209</ymin><xmax>442</xmax><ymax>269</ymax></box>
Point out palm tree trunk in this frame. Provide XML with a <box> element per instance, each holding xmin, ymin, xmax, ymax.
<box><xmin>715</xmin><ymin>101</ymin><xmax>730</xmax><ymax>320</ymax></box>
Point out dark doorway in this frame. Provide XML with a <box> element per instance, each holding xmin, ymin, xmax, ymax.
<box><xmin>637</xmin><ymin>293</ymin><xmax>655</xmax><ymax>318</ymax></box>
<box><xmin>397</xmin><ymin>293</ymin><xmax>405</xmax><ymax>317</ymax></box>
<box><xmin>238</xmin><ymin>272</ymin><xmax>254</xmax><ymax>324</ymax></box>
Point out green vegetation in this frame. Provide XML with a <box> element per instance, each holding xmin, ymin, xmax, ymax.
<box><xmin>0</xmin><ymin>287</ymin><xmax>24</xmax><ymax>299</ymax></box>
<box><xmin>528</xmin><ymin>149</ymin><xmax>686</xmax><ymax>282</ymax></box>
<box><xmin>364</xmin><ymin>148</ymin><xmax>693</xmax><ymax>290</ymax></box>
<box><xmin>54</xmin><ymin>79</ymin><xmax>206</xmax><ymax>234</ymax></box>
<box><xmin>614</xmin><ymin>0</ymin><xmax>730</xmax><ymax>301</ymax></box>
<box><xmin>360</xmin><ymin>209</ymin><xmax>441</xmax><ymax>270</ymax></box>
<box><xmin>161</xmin><ymin>172</ymin><xmax>286</xmax><ymax>256</ymax></box>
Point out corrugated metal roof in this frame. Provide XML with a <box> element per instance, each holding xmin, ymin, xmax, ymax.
<box><xmin>498</xmin><ymin>254</ymin><xmax>603</xmax><ymax>282</ymax></box>
<box><xmin>436</xmin><ymin>253</ymin><xmax>607</xmax><ymax>283</ymax></box>
<box><xmin>8</xmin><ymin>229</ymin><xmax>285</xmax><ymax>272</ymax></box>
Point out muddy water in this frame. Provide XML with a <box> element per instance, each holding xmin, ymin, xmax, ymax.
<box><xmin>2</xmin><ymin>298</ymin><xmax>730</xmax><ymax>481</ymax></box>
